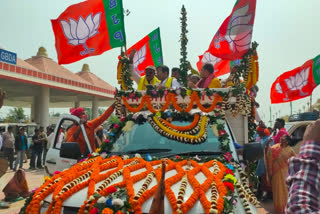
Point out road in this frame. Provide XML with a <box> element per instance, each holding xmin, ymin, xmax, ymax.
<box><xmin>0</xmin><ymin>164</ymin><xmax>274</xmax><ymax>214</ymax></box>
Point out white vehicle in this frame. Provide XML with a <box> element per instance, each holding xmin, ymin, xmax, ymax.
<box><xmin>0</xmin><ymin>122</ymin><xmax>37</xmax><ymax>150</ymax></box>
<box><xmin>43</xmin><ymin>110</ymin><xmax>260</xmax><ymax>214</ymax></box>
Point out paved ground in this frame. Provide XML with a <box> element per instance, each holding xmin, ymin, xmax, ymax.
<box><xmin>0</xmin><ymin>163</ymin><xmax>274</xmax><ymax>214</ymax></box>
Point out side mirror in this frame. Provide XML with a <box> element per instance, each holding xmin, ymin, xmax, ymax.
<box><xmin>60</xmin><ymin>143</ymin><xmax>82</xmax><ymax>160</ymax></box>
<box><xmin>243</xmin><ymin>142</ymin><xmax>263</xmax><ymax>162</ymax></box>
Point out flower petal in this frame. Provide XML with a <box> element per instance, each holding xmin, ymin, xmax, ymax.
<box><xmin>230</xmin><ymin>4</ymin><xmax>250</xmax><ymax>24</ymax></box>
<box><xmin>69</xmin><ymin>18</ymin><xmax>78</xmax><ymax>39</ymax></box>
<box><xmin>76</xmin><ymin>16</ymin><xmax>90</xmax><ymax>40</ymax></box>
<box><xmin>85</xmin><ymin>13</ymin><xmax>95</xmax><ymax>34</ymax></box>
<box><xmin>60</xmin><ymin>20</ymin><xmax>73</xmax><ymax>40</ymax></box>
<box><xmin>92</xmin><ymin>12</ymin><xmax>102</xmax><ymax>32</ymax></box>
<box><xmin>285</xmin><ymin>79</ymin><xmax>293</xmax><ymax>90</ymax></box>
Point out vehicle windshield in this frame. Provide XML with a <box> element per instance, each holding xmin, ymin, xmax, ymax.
<box><xmin>111</xmin><ymin>121</ymin><xmax>223</xmax><ymax>155</ymax></box>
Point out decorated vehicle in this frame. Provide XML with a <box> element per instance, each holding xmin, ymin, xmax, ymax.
<box><xmin>23</xmin><ymin>35</ymin><xmax>260</xmax><ymax>214</ymax></box>
<box><xmin>23</xmin><ymin>85</ymin><xmax>260</xmax><ymax>214</ymax></box>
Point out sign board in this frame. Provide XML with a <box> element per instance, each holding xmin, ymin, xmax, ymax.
<box><xmin>0</xmin><ymin>49</ymin><xmax>17</xmax><ymax>65</ymax></box>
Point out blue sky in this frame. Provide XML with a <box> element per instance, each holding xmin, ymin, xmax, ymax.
<box><xmin>1</xmin><ymin>0</ymin><xmax>320</xmax><ymax>122</ymax></box>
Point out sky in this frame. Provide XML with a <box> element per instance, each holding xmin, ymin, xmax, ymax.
<box><xmin>1</xmin><ymin>0</ymin><xmax>320</xmax><ymax>123</ymax></box>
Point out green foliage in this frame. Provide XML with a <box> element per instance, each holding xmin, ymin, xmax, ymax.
<box><xmin>107</xmin><ymin>113</ymin><xmax>120</xmax><ymax>126</ymax></box>
<box><xmin>5</xmin><ymin>107</ymin><xmax>27</xmax><ymax>122</ymax></box>
<box><xmin>179</xmin><ymin>5</ymin><xmax>189</xmax><ymax>87</ymax></box>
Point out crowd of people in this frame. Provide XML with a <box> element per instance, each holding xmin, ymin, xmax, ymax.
<box><xmin>0</xmin><ymin>126</ymin><xmax>54</xmax><ymax>171</ymax></box>
<box><xmin>254</xmin><ymin>117</ymin><xmax>320</xmax><ymax>213</ymax></box>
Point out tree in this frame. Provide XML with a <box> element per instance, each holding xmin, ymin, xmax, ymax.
<box><xmin>179</xmin><ymin>5</ymin><xmax>189</xmax><ymax>87</ymax></box>
<box><xmin>5</xmin><ymin>107</ymin><xmax>27</xmax><ymax>122</ymax></box>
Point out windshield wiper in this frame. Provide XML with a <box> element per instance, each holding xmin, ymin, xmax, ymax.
<box><xmin>126</xmin><ymin>148</ymin><xmax>172</xmax><ymax>154</ymax></box>
<box><xmin>164</xmin><ymin>151</ymin><xmax>222</xmax><ymax>158</ymax></box>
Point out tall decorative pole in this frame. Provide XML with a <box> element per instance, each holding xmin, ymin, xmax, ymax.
<box><xmin>179</xmin><ymin>5</ymin><xmax>188</xmax><ymax>87</ymax></box>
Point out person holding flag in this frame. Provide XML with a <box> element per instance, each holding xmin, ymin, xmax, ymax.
<box><xmin>128</xmin><ymin>49</ymin><xmax>160</xmax><ymax>90</ymax></box>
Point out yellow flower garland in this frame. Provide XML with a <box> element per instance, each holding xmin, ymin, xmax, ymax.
<box><xmin>150</xmin><ymin>115</ymin><xmax>208</xmax><ymax>144</ymax></box>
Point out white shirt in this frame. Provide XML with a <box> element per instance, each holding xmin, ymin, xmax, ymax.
<box><xmin>47</xmin><ymin>133</ymin><xmax>54</xmax><ymax>150</ymax></box>
<box><xmin>161</xmin><ymin>77</ymin><xmax>181</xmax><ymax>89</ymax></box>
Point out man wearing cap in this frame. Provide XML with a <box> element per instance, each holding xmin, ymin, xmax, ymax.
<box><xmin>66</xmin><ymin>102</ymin><xmax>115</xmax><ymax>153</ymax></box>
<box><xmin>128</xmin><ymin>50</ymin><xmax>160</xmax><ymax>90</ymax></box>
<box><xmin>157</xmin><ymin>65</ymin><xmax>180</xmax><ymax>89</ymax></box>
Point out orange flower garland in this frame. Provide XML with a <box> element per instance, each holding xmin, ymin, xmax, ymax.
<box><xmin>26</xmin><ymin>156</ymin><xmax>240</xmax><ymax>214</ymax></box>
<box><xmin>122</xmin><ymin>91</ymin><xmax>223</xmax><ymax>113</ymax></box>
<box><xmin>160</xmin><ymin>113</ymin><xmax>200</xmax><ymax>131</ymax></box>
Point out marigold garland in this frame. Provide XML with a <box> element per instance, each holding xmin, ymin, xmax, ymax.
<box><xmin>122</xmin><ymin>92</ymin><xmax>223</xmax><ymax>113</ymax></box>
<box><xmin>149</xmin><ymin>115</ymin><xmax>208</xmax><ymax>144</ymax></box>
<box><xmin>161</xmin><ymin>113</ymin><xmax>200</xmax><ymax>131</ymax></box>
<box><xmin>26</xmin><ymin>156</ymin><xmax>254</xmax><ymax>214</ymax></box>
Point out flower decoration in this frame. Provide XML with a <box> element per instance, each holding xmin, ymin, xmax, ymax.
<box><xmin>97</xmin><ymin>197</ymin><xmax>107</xmax><ymax>204</ymax></box>
<box><xmin>44</xmin><ymin>176</ymin><xmax>51</xmax><ymax>182</ymax></box>
<box><xmin>106</xmin><ymin>198</ymin><xmax>113</xmax><ymax>207</ymax></box>
<box><xmin>175</xmin><ymin>155</ymin><xmax>180</xmax><ymax>159</ymax></box>
<box><xmin>100</xmin><ymin>152</ymin><xmax>108</xmax><ymax>159</ymax></box>
<box><xmin>95</xmin><ymin>148</ymin><xmax>101</xmax><ymax>153</ymax></box>
<box><xmin>226</xmin><ymin>164</ymin><xmax>234</xmax><ymax>171</ymax></box>
<box><xmin>120</xmin><ymin>117</ymin><xmax>126</xmax><ymax>122</ymax></box>
<box><xmin>114</xmin><ymin>124</ymin><xmax>120</xmax><ymax>129</ymax></box>
<box><xmin>122</xmin><ymin>155</ymin><xmax>129</xmax><ymax>160</ymax></box>
<box><xmin>112</xmin><ymin>198</ymin><xmax>124</xmax><ymax>207</ymax></box>
<box><xmin>31</xmin><ymin>188</ymin><xmax>39</xmax><ymax>193</ymax></box>
<box><xmin>224</xmin><ymin>174</ymin><xmax>237</xmax><ymax>185</ymax></box>
<box><xmin>135</xmin><ymin>153</ymin><xmax>141</xmax><ymax>158</ymax></box>
<box><xmin>225</xmin><ymin>169</ymin><xmax>234</xmax><ymax>175</ymax></box>
<box><xmin>106</xmin><ymin>186</ymin><xmax>117</xmax><ymax>194</ymax></box>
<box><xmin>90</xmin><ymin>207</ymin><xmax>99</xmax><ymax>214</ymax></box>
<box><xmin>223</xmin><ymin>181</ymin><xmax>234</xmax><ymax>192</ymax></box>
<box><xmin>219</xmin><ymin>130</ymin><xmax>227</xmax><ymax>136</ymax></box>
<box><xmin>224</xmin><ymin>152</ymin><xmax>232</xmax><ymax>162</ymax></box>
<box><xmin>104</xmin><ymin>139</ymin><xmax>110</xmax><ymax>143</ymax></box>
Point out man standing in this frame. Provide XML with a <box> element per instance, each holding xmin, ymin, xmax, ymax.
<box><xmin>128</xmin><ymin>50</ymin><xmax>160</xmax><ymax>90</ymax></box>
<box><xmin>14</xmin><ymin>127</ymin><xmax>28</xmax><ymax>171</ymax></box>
<box><xmin>157</xmin><ymin>65</ymin><xmax>181</xmax><ymax>89</ymax></box>
<box><xmin>171</xmin><ymin>67</ymin><xmax>180</xmax><ymax>79</ymax></box>
<box><xmin>188</xmin><ymin>64</ymin><xmax>221</xmax><ymax>89</ymax></box>
<box><xmin>39</xmin><ymin>126</ymin><xmax>48</xmax><ymax>166</ymax></box>
<box><xmin>66</xmin><ymin>102</ymin><xmax>115</xmax><ymax>154</ymax></box>
<box><xmin>272</xmin><ymin>118</ymin><xmax>288</xmax><ymax>144</ymax></box>
<box><xmin>29</xmin><ymin>129</ymin><xmax>43</xmax><ymax>170</ymax></box>
<box><xmin>2</xmin><ymin>126</ymin><xmax>15</xmax><ymax>170</ymax></box>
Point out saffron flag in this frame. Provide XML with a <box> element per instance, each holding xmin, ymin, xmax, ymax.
<box><xmin>125</xmin><ymin>28</ymin><xmax>163</xmax><ymax>76</ymax></box>
<box><xmin>270</xmin><ymin>55</ymin><xmax>320</xmax><ymax>104</ymax></box>
<box><xmin>51</xmin><ymin>0</ymin><xmax>126</xmax><ymax>64</ymax></box>
<box><xmin>196</xmin><ymin>51</ymin><xmax>240</xmax><ymax>77</ymax></box>
<box><xmin>208</xmin><ymin>0</ymin><xmax>257</xmax><ymax>60</ymax></box>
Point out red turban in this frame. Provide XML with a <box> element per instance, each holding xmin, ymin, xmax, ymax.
<box><xmin>70</xmin><ymin>107</ymin><xmax>85</xmax><ymax>117</ymax></box>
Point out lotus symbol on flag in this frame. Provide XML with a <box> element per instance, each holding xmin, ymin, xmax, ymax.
<box><xmin>216</xmin><ymin>4</ymin><xmax>253</xmax><ymax>53</ymax></box>
<box><xmin>275</xmin><ymin>83</ymin><xmax>283</xmax><ymax>94</ymax></box>
<box><xmin>60</xmin><ymin>13</ymin><xmax>101</xmax><ymax>56</ymax></box>
<box><xmin>284</xmin><ymin>67</ymin><xmax>310</xmax><ymax>96</ymax></box>
<box><xmin>202</xmin><ymin>52</ymin><xmax>221</xmax><ymax>66</ymax></box>
<box><xmin>133</xmin><ymin>45</ymin><xmax>147</xmax><ymax>75</ymax></box>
